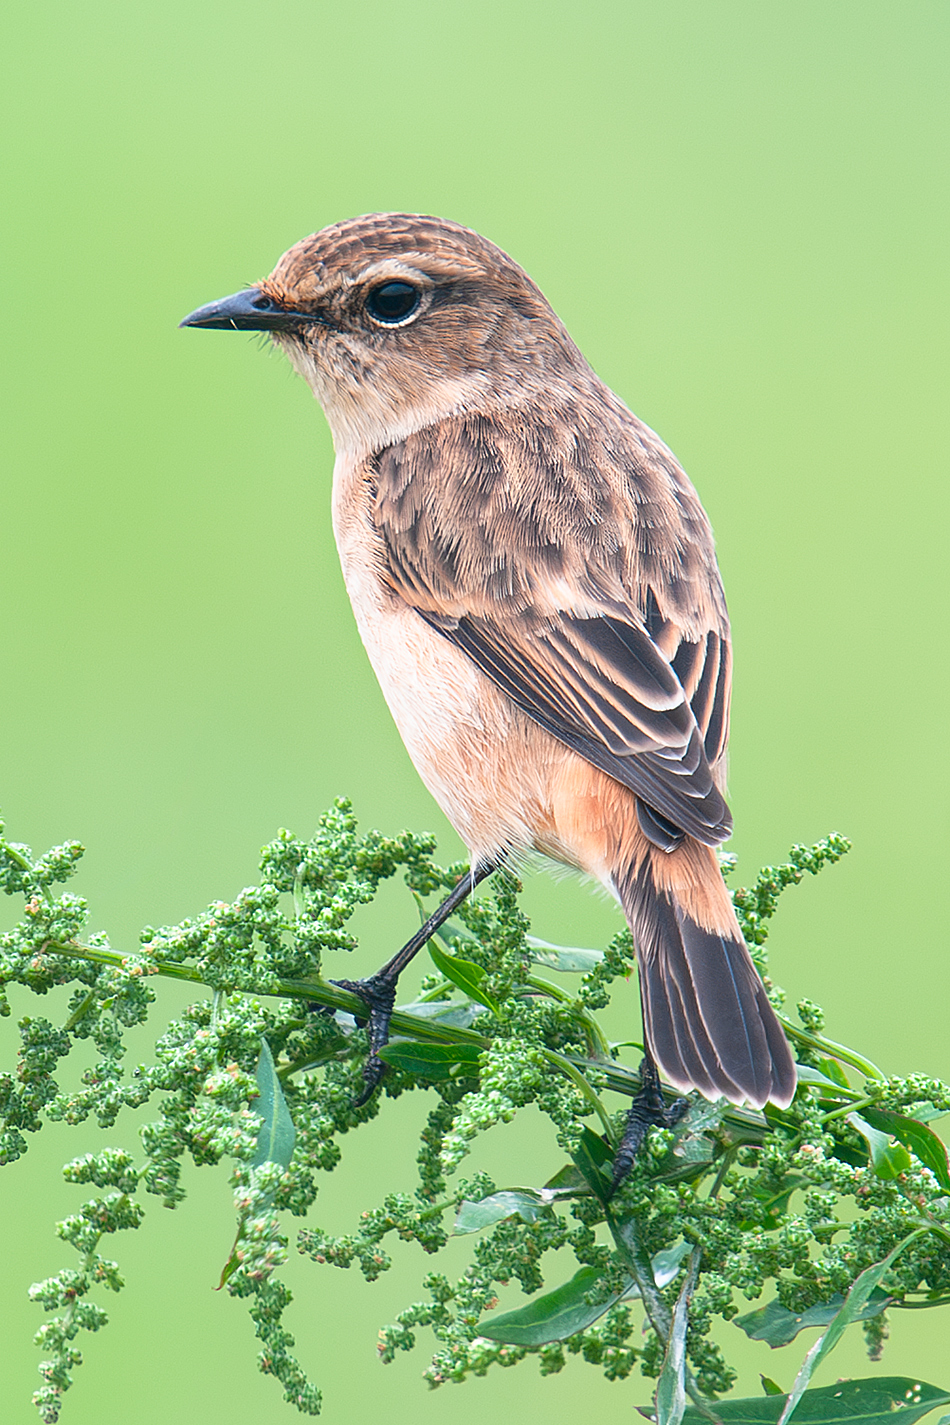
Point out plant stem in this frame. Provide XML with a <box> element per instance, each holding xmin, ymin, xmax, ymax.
<box><xmin>49</xmin><ymin>940</ymin><xmax>489</xmax><ymax>1049</ymax></box>
<box><xmin>779</xmin><ymin>1017</ymin><xmax>884</xmax><ymax>1081</ymax></box>
<box><xmin>608</xmin><ymin>1208</ymin><xmax>672</xmax><ymax>1343</ymax></box>
<box><xmin>525</xmin><ymin>975</ymin><xmax>611</xmax><ymax>1058</ymax></box>
<box><xmin>820</xmin><ymin>1095</ymin><xmax>879</xmax><ymax>1126</ymax></box>
<box><xmin>542</xmin><ymin>1049</ymin><xmax>616</xmax><ymax>1142</ymax></box>
<box><xmin>607</xmin><ymin>1211</ymin><xmax>712</xmax><ymax>1412</ymax></box>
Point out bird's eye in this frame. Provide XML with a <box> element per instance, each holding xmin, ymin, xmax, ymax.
<box><xmin>365</xmin><ymin>281</ymin><xmax>421</xmax><ymax>325</ymax></box>
<box><xmin>251</xmin><ymin>293</ymin><xmax>275</xmax><ymax>310</ymax></box>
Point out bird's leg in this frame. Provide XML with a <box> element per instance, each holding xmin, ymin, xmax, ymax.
<box><xmin>332</xmin><ymin>859</ymin><xmax>497</xmax><ymax>1106</ymax></box>
<box><xmin>609</xmin><ymin>1054</ymin><xmax>689</xmax><ymax>1194</ymax></box>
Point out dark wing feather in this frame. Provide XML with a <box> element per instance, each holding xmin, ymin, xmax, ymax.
<box><xmin>439</xmin><ymin>611</ymin><xmax>729</xmax><ymax>843</ymax></box>
<box><xmin>372</xmin><ymin>407</ymin><xmax>734</xmax><ymax>846</ymax></box>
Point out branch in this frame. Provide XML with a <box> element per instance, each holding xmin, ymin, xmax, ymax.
<box><xmin>48</xmin><ymin>940</ymin><xmax>489</xmax><ymax>1050</ymax></box>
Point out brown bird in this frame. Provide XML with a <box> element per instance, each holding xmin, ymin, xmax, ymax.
<box><xmin>181</xmin><ymin>214</ymin><xmax>796</xmax><ymax>1159</ymax></box>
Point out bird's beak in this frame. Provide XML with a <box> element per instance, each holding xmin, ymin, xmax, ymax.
<box><xmin>179</xmin><ymin>286</ymin><xmax>308</xmax><ymax>332</ymax></box>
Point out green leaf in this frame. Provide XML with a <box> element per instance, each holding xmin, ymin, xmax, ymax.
<box><xmin>907</xmin><ymin>1106</ymin><xmax>948</xmax><ymax>1124</ymax></box>
<box><xmin>739</xmin><ymin>1174</ymin><xmax>812</xmax><ymax>1232</ymax></box>
<box><xmin>794</xmin><ymin>1064</ymin><xmax>857</xmax><ymax>1096</ymax></box>
<box><xmin>216</xmin><ymin>1246</ymin><xmax>241</xmax><ymax>1291</ymax></box>
<box><xmin>525</xmin><ymin>936</ymin><xmax>605</xmax><ymax>973</ymax></box>
<box><xmin>762</xmin><ymin>1378</ymin><xmax>785</xmax><ymax>1397</ymax></box>
<box><xmin>426</xmin><ymin>940</ymin><xmax>501</xmax><ymax>1015</ymax></box>
<box><xmin>655</xmin><ymin>1263</ymin><xmax>691</xmax><ymax>1425</ymax></box>
<box><xmin>815</xmin><ymin>1056</ymin><xmax>852</xmax><ymax>1089</ymax></box>
<box><xmin>252</xmin><ymin>1038</ymin><xmax>296</xmax><ymax>1170</ymax></box>
<box><xmin>777</xmin><ymin>1231</ymin><xmax>929</xmax><ymax>1425</ymax></box>
<box><xmin>219</xmin><ymin>1039</ymin><xmax>295</xmax><ymax>1292</ymax></box>
<box><xmin>454</xmin><ymin>1190</ymin><xmax>547</xmax><ymax>1234</ymax></box>
<box><xmin>432</xmin><ymin>917</ymin><xmax>477</xmax><ymax>947</ymax></box>
<box><xmin>376</xmin><ymin>1039</ymin><xmax>482</xmax><ymax>1080</ymax></box>
<box><xmin>861</xmin><ymin>1107</ymin><xmax>950</xmax><ymax>1191</ymax></box>
<box><xmin>543</xmin><ymin>1162</ymin><xmax>590</xmax><ymax>1194</ymax></box>
<box><xmin>673</xmin><ymin>1379</ymin><xmax>950</xmax><ymax>1425</ymax></box>
<box><xmin>570</xmin><ymin>1125</ymin><xmax>614</xmax><ymax>1206</ymax></box>
<box><xmin>220</xmin><ymin>1042</ymin><xmax>297</xmax><ymax>1294</ymax></box>
<box><xmin>396</xmin><ymin>999</ymin><xmax>481</xmax><ymax>1029</ymax></box>
<box><xmin>848</xmin><ymin>1113</ymin><xmax>913</xmax><ymax>1179</ymax></box>
<box><xmin>478</xmin><ymin>1264</ymin><xmax>634</xmax><ymax>1345</ymax></box>
<box><xmin>670</xmin><ymin>1099</ymin><xmax>722</xmax><ymax>1164</ymax></box>
<box><xmin>651</xmin><ymin>1240</ymin><xmax>692</xmax><ymax>1288</ymax></box>
<box><xmin>735</xmin><ymin>1289</ymin><xmax>890</xmax><ymax>1347</ymax></box>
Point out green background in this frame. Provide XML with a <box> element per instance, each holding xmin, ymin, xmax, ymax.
<box><xmin>2</xmin><ymin>1</ymin><xmax>949</xmax><ymax>1419</ymax></box>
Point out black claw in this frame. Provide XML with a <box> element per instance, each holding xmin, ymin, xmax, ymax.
<box><xmin>331</xmin><ymin>974</ymin><xmax>398</xmax><ymax>1105</ymax></box>
<box><xmin>321</xmin><ymin>860</ymin><xmax>499</xmax><ymax>1110</ymax></box>
<box><xmin>609</xmin><ymin>1057</ymin><xmax>689</xmax><ymax>1195</ymax></box>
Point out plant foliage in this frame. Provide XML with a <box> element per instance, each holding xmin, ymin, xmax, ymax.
<box><xmin>2</xmin><ymin>803</ymin><xmax>949</xmax><ymax>1424</ymax></box>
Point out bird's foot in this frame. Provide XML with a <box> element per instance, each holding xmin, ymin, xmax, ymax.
<box><xmin>327</xmin><ymin>860</ymin><xmax>499</xmax><ymax>1108</ymax></box>
<box><xmin>609</xmin><ymin>1056</ymin><xmax>689</xmax><ymax>1195</ymax></box>
<box><xmin>330</xmin><ymin>973</ymin><xmax>397</xmax><ymax>1107</ymax></box>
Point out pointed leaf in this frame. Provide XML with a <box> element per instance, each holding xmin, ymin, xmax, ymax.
<box><xmin>543</xmin><ymin>1162</ymin><xmax>590</xmax><ymax>1194</ymax></box>
<box><xmin>777</xmin><ymin>1230</ymin><xmax>929</xmax><ymax>1425</ymax></box>
<box><xmin>908</xmin><ymin>1106</ymin><xmax>948</xmax><ymax>1124</ymax></box>
<box><xmin>526</xmin><ymin>936</ymin><xmax>605</xmax><ymax>973</ymax></box>
<box><xmin>762</xmin><ymin>1378</ymin><xmax>785</xmax><ymax>1397</ymax></box>
<box><xmin>433</xmin><ymin>917</ymin><xmax>477</xmax><ymax>947</ymax></box>
<box><xmin>671</xmin><ymin>1099</ymin><xmax>722</xmax><ymax>1164</ymax></box>
<box><xmin>671</xmin><ymin>1379</ymin><xmax>950</xmax><ymax>1425</ymax></box>
<box><xmin>735</xmin><ymin>1289</ymin><xmax>890</xmax><ymax>1347</ymax></box>
<box><xmin>570</xmin><ymin>1125</ymin><xmax>614</xmax><ymax>1206</ymax></box>
<box><xmin>216</xmin><ymin>1244</ymin><xmax>241</xmax><ymax>1291</ymax></box>
<box><xmin>814</xmin><ymin>1056</ymin><xmax>852</xmax><ymax>1089</ymax></box>
<box><xmin>652</xmin><ymin>1240</ymin><xmax>692</xmax><ymax>1288</ymax></box>
<box><xmin>376</xmin><ymin>1040</ymin><xmax>482</xmax><ymax>1080</ymax></box>
<box><xmin>795</xmin><ymin>1064</ymin><xmax>857</xmax><ymax>1096</ymax></box>
<box><xmin>454</xmin><ymin>1190</ymin><xmax>547</xmax><ymax>1234</ymax></box>
<box><xmin>655</xmin><ymin>1264</ymin><xmax>691</xmax><ymax>1425</ymax></box>
<box><xmin>218</xmin><ymin>1042</ymin><xmax>295</xmax><ymax>1290</ymax></box>
<box><xmin>478</xmin><ymin>1265</ymin><xmax>634</xmax><ymax>1345</ymax></box>
<box><xmin>861</xmin><ymin>1107</ymin><xmax>950</xmax><ymax>1191</ymax></box>
<box><xmin>252</xmin><ymin>1039</ymin><xmax>296</xmax><ymax>1169</ymax></box>
<box><xmin>396</xmin><ymin>999</ymin><xmax>482</xmax><ymax>1029</ymax></box>
<box><xmin>426</xmin><ymin>940</ymin><xmax>501</xmax><ymax>1015</ymax></box>
<box><xmin>848</xmin><ymin>1113</ymin><xmax>913</xmax><ymax>1179</ymax></box>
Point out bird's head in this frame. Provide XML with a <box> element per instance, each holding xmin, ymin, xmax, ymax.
<box><xmin>180</xmin><ymin>213</ymin><xmax>586</xmax><ymax>455</ymax></box>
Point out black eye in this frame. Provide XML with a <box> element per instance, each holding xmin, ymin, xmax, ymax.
<box><xmin>365</xmin><ymin>281</ymin><xmax>421</xmax><ymax>325</ymax></box>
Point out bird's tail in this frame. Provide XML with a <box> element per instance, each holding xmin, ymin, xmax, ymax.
<box><xmin>616</xmin><ymin>840</ymin><xmax>796</xmax><ymax>1110</ymax></box>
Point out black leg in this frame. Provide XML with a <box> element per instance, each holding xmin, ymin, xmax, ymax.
<box><xmin>332</xmin><ymin>859</ymin><xmax>498</xmax><ymax>1106</ymax></box>
<box><xmin>608</xmin><ymin>1054</ymin><xmax>689</xmax><ymax>1194</ymax></box>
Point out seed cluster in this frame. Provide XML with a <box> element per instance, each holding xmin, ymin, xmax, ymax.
<box><xmin>2</xmin><ymin>808</ymin><xmax>949</xmax><ymax>1421</ymax></box>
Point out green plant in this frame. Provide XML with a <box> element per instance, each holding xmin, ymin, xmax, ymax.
<box><xmin>2</xmin><ymin>803</ymin><xmax>949</xmax><ymax>1425</ymax></box>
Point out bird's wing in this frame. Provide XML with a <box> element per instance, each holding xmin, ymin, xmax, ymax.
<box><xmin>370</xmin><ymin>406</ymin><xmax>733</xmax><ymax>846</ymax></box>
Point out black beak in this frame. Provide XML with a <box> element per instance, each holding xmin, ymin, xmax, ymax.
<box><xmin>179</xmin><ymin>286</ymin><xmax>308</xmax><ymax>332</ymax></box>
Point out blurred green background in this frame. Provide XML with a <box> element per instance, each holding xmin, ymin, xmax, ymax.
<box><xmin>2</xmin><ymin>1</ymin><xmax>949</xmax><ymax>1419</ymax></box>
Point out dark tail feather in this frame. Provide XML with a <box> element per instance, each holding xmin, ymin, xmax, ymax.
<box><xmin>620</xmin><ymin>866</ymin><xmax>796</xmax><ymax>1110</ymax></box>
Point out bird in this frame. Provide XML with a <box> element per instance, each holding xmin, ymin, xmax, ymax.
<box><xmin>180</xmin><ymin>213</ymin><xmax>797</xmax><ymax>1159</ymax></box>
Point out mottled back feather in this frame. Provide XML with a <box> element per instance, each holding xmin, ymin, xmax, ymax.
<box><xmin>371</xmin><ymin>402</ymin><xmax>734</xmax><ymax>845</ymax></box>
